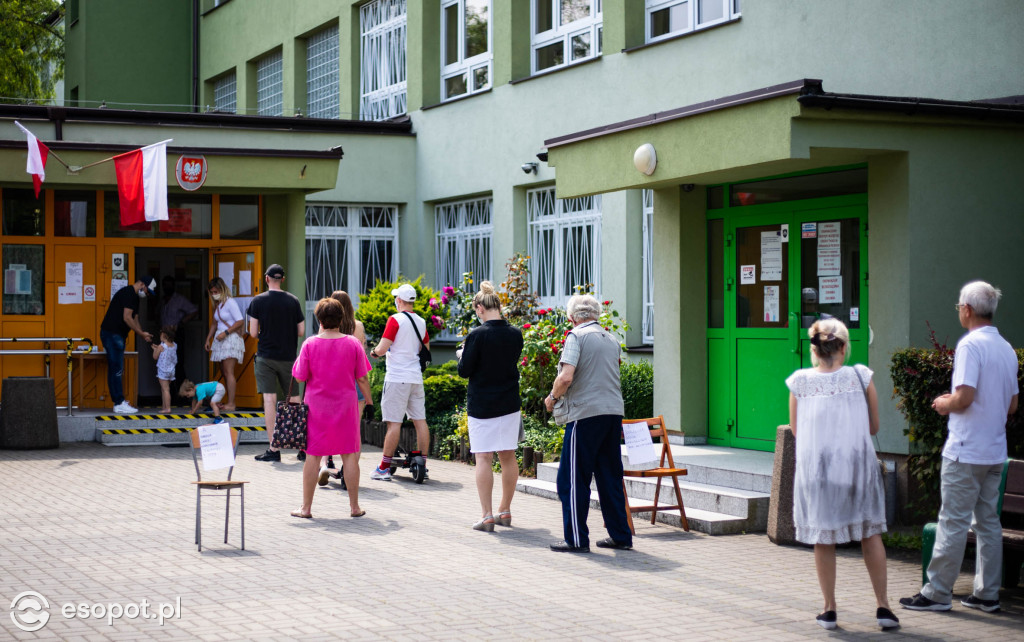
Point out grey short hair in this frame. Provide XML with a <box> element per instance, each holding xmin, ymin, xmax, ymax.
<box><xmin>566</xmin><ymin>294</ymin><xmax>601</xmax><ymax>321</ymax></box>
<box><xmin>959</xmin><ymin>280</ymin><xmax>1001</xmax><ymax>318</ymax></box>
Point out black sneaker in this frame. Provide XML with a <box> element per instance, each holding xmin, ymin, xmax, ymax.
<box><xmin>549</xmin><ymin>540</ymin><xmax>590</xmax><ymax>553</ymax></box>
<box><xmin>297</xmin><ymin>450</ymin><xmax>306</xmax><ymax>461</ymax></box>
<box><xmin>595</xmin><ymin>537</ymin><xmax>633</xmax><ymax>550</ymax></box>
<box><xmin>816</xmin><ymin>611</ymin><xmax>837</xmax><ymax>630</ymax></box>
<box><xmin>961</xmin><ymin>595</ymin><xmax>1000</xmax><ymax>612</ymax></box>
<box><xmin>899</xmin><ymin>593</ymin><xmax>952</xmax><ymax>611</ymax></box>
<box><xmin>255</xmin><ymin>449</ymin><xmax>280</xmax><ymax>462</ymax></box>
<box><xmin>876</xmin><ymin>607</ymin><xmax>900</xmax><ymax>629</ymax></box>
<box><xmin>326</xmin><ymin>455</ymin><xmax>335</xmax><ymax>470</ymax></box>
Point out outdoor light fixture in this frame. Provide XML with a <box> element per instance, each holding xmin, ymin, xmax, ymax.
<box><xmin>633</xmin><ymin>143</ymin><xmax>657</xmax><ymax>176</ymax></box>
<box><xmin>521</xmin><ymin>162</ymin><xmax>538</xmax><ymax>174</ymax></box>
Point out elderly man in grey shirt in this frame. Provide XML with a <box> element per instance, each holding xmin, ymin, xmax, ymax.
<box><xmin>545</xmin><ymin>294</ymin><xmax>633</xmax><ymax>553</ymax></box>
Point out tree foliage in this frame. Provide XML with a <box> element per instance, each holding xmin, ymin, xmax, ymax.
<box><xmin>0</xmin><ymin>0</ymin><xmax>65</xmax><ymax>103</ymax></box>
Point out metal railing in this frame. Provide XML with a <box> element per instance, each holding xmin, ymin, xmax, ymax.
<box><xmin>0</xmin><ymin>337</ymin><xmax>95</xmax><ymax>416</ymax></box>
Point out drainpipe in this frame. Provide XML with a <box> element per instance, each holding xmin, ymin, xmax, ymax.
<box><xmin>191</xmin><ymin>0</ymin><xmax>200</xmax><ymax>112</ymax></box>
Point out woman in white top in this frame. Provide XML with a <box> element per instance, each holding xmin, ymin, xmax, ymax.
<box><xmin>204</xmin><ymin>277</ymin><xmax>244</xmax><ymax>411</ymax></box>
<box><xmin>785</xmin><ymin>318</ymin><xmax>897</xmax><ymax>631</ymax></box>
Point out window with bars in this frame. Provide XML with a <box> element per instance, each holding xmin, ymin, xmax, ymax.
<box><xmin>306</xmin><ymin>25</ymin><xmax>339</xmax><ymax>119</ymax></box>
<box><xmin>645</xmin><ymin>0</ymin><xmax>740</xmax><ymax>43</ymax></box>
<box><xmin>305</xmin><ymin>204</ymin><xmax>399</xmax><ymax>333</ymax></box>
<box><xmin>256</xmin><ymin>51</ymin><xmax>283</xmax><ymax>116</ymax></box>
<box><xmin>213</xmin><ymin>72</ymin><xmax>237</xmax><ymax>113</ymax></box>
<box><xmin>642</xmin><ymin>189</ymin><xmax>654</xmax><ymax>344</ymax></box>
<box><xmin>360</xmin><ymin>0</ymin><xmax>408</xmax><ymax>121</ymax></box>
<box><xmin>441</xmin><ymin>0</ymin><xmax>492</xmax><ymax>101</ymax></box>
<box><xmin>532</xmin><ymin>0</ymin><xmax>602</xmax><ymax>75</ymax></box>
<box><xmin>435</xmin><ymin>197</ymin><xmax>493</xmax><ymax>337</ymax></box>
<box><xmin>527</xmin><ymin>187</ymin><xmax>602</xmax><ymax>308</ymax></box>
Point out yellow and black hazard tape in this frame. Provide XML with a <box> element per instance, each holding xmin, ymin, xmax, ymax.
<box><xmin>102</xmin><ymin>426</ymin><xmax>267</xmax><ymax>435</ymax></box>
<box><xmin>96</xmin><ymin>412</ymin><xmax>265</xmax><ymax>421</ymax></box>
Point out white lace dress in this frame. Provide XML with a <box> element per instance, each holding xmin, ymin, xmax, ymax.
<box><xmin>785</xmin><ymin>364</ymin><xmax>886</xmax><ymax>545</ymax></box>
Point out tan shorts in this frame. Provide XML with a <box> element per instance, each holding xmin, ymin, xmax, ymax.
<box><xmin>381</xmin><ymin>381</ymin><xmax>425</xmax><ymax>423</ymax></box>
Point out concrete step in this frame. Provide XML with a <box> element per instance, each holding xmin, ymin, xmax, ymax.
<box><xmin>516</xmin><ymin>478</ymin><xmax>752</xmax><ymax>536</ymax></box>
<box><xmin>90</xmin><ymin>411</ymin><xmax>267</xmax><ymax>445</ymax></box>
<box><xmin>650</xmin><ymin>444</ymin><xmax>775</xmax><ymax>493</ymax></box>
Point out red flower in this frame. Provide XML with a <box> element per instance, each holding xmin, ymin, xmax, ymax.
<box><xmin>550</xmin><ymin>343</ymin><xmax>560</xmax><ymax>352</ymax></box>
<box><xmin>563</xmin><ymin>329</ymin><xmax>571</xmax><ymax>336</ymax></box>
<box><xmin>537</xmin><ymin>309</ymin><xmax>548</xmax><ymax>316</ymax></box>
<box><xmin>523</xmin><ymin>323</ymin><xmax>532</xmax><ymax>329</ymax></box>
<box><xmin>603</xmin><ymin>300</ymin><xmax>611</xmax><ymax>305</ymax></box>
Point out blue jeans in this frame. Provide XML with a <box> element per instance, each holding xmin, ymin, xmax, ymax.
<box><xmin>100</xmin><ymin>330</ymin><xmax>126</xmax><ymax>405</ymax></box>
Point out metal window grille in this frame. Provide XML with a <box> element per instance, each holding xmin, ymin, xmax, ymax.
<box><xmin>307</xmin><ymin>26</ymin><xmax>339</xmax><ymax>119</ymax></box>
<box><xmin>360</xmin><ymin>0</ymin><xmax>408</xmax><ymax>121</ymax></box>
<box><xmin>304</xmin><ymin>204</ymin><xmax>399</xmax><ymax>333</ymax></box>
<box><xmin>642</xmin><ymin>189</ymin><xmax>654</xmax><ymax>344</ymax></box>
<box><xmin>435</xmin><ymin>197</ymin><xmax>493</xmax><ymax>339</ymax></box>
<box><xmin>213</xmin><ymin>73</ymin><xmax>236</xmax><ymax>113</ymax></box>
<box><xmin>527</xmin><ymin>187</ymin><xmax>602</xmax><ymax>308</ymax></box>
<box><xmin>256</xmin><ymin>51</ymin><xmax>283</xmax><ymax>116</ymax></box>
<box><xmin>531</xmin><ymin>0</ymin><xmax>603</xmax><ymax>75</ymax></box>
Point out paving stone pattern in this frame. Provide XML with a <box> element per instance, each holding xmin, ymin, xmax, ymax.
<box><xmin>0</xmin><ymin>443</ymin><xmax>1021</xmax><ymax>640</ymax></box>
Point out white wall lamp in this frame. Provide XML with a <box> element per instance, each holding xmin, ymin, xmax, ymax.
<box><xmin>633</xmin><ymin>143</ymin><xmax>657</xmax><ymax>176</ymax></box>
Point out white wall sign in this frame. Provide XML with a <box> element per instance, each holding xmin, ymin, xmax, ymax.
<box><xmin>819</xmin><ymin>276</ymin><xmax>843</xmax><ymax>304</ymax></box>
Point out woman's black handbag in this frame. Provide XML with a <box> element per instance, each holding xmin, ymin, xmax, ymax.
<box><xmin>401</xmin><ymin>311</ymin><xmax>432</xmax><ymax>372</ymax></box>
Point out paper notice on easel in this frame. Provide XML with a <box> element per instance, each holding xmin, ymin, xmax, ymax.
<box><xmin>817</xmin><ymin>221</ymin><xmax>841</xmax><ymax>276</ymax></box>
<box><xmin>764</xmin><ymin>286</ymin><xmax>780</xmax><ymax>322</ymax></box>
<box><xmin>623</xmin><ymin>422</ymin><xmax>658</xmax><ymax>466</ymax></box>
<box><xmin>819</xmin><ymin>276</ymin><xmax>842</xmax><ymax>304</ymax></box>
<box><xmin>197</xmin><ymin>423</ymin><xmax>235</xmax><ymax>470</ymax></box>
<box><xmin>760</xmin><ymin>231</ymin><xmax>782</xmax><ymax>280</ymax></box>
<box><xmin>218</xmin><ymin>262</ymin><xmax>235</xmax><ymax>295</ymax></box>
<box><xmin>66</xmin><ymin>262</ymin><xmax>83</xmax><ymax>287</ymax></box>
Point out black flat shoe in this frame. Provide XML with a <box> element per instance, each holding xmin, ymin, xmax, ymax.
<box><xmin>549</xmin><ymin>540</ymin><xmax>590</xmax><ymax>553</ymax></box>
<box><xmin>595</xmin><ymin>537</ymin><xmax>633</xmax><ymax>550</ymax></box>
<box><xmin>816</xmin><ymin>611</ymin><xmax>837</xmax><ymax>630</ymax></box>
<box><xmin>876</xmin><ymin>607</ymin><xmax>900</xmax><ymax>629</ymax></box>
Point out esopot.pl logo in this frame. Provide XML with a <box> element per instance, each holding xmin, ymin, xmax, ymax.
<box><xmin>10</xmin><ymin>591</ymin><xmax>50</xmax><ymax>632</ymax></box>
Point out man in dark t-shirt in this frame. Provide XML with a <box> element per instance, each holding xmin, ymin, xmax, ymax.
<box><xmin>247</xmin><ymin>264</ymin><xmax>305</xmax><ymax>462</ymax></box>
<box><xmin>100</xmin><ymin>275</ymin><xmax>157</xmax><ymax>414</ymax></box>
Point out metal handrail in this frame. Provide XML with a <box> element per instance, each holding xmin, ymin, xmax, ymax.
<box><xmin>0</xmin><ymin>337</ymin><xmax>95</xmax><ymax>416</ymax></box>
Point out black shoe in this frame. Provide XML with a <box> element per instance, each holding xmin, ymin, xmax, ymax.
<box><xmin>297</xmin><ymin>450</ymin><xmax>306</xmax><ymax>461</ymax></box>
<box><xmin>816</xmin><ymin>611</ymin><xmax>837</xmax><ymax>630</ymax></box>
<box><xmin>326</xmin><ymin>455</ymin><xmax>335</xmax><ymax>469</ymax></box>
<box><xmin>549</xmin><ymin>540</ymin><xmax>590</xmax><ymax>553</ymax></box>
<box><xmin>876</xmin><ymin>607</ymin><xmax>900</xmax><ymax>629</ymax></box>
<box><xmin>961</xmin><ymin>595</ymin><xmax>1000</xmax><ymax>612</ymax></box>
<box><xmin>595</xmin><ymin>537</ymin><xmax>633</xmax><ymax>550</ymax></box>
<box><xmin>255</xmin><ymin>449</ymin><xmax>280</xmax><ymax>462</ymax></box>
<box><xmin>899</xmin><ymin>593</ymin><xmax>951</xmax><ymax>611</ymax></box>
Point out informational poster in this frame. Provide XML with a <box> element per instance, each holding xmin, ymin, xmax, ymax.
<box><xmin>58</xmin><ymin>286</ymin><xmax>82</xmax><ymax>304</ymax></box>
<box><xmin>196</xmin><ymin>423</ymin><xmax>235</xmax><ymax>471</ymax></box>
<box><xmin>110</xmin><ymin>278</ymin><xmax>129</xmax><ymax>300</ymax></box>
<box><xmin>764</xmin><ymin>285</ymin><xmax>780</xmax><ymax>322</ymax></box>
<box><xmin>801</xmin><ymin>222</ymin><xmax>817</xmax><ymax>239</ymax></box>
<box><xmin>83</xmin><ymin>284</ymin><xmax>96</xmax><ymax>302</ymax></box>
<box><xmin>780</xmin><ymin>223</ymin><xmax>789</xmax><ymax>243</ymax></box>
<box><xmin>218</xmin><ymin>262</ymin><xmax>235</xmax><ymax>295</ymax></box>
<box><xmin>740</xmin><ymin>265</ymin><xmax>756</xmax><ymax>285</ymax></box>
<box><xmin>850</xmin><ymin>307</ymin><xmax>859</xmax><ymax>322</ymax></box>
<box><xmin>819</xmin><ymin>276</ymin><xmax>843</xmax><ymax>304</ymax></box>
<box><xmin>5</xmin><ymin>266</ymin><xmax>32</xmax><ymax>295</ymax></box>
<box><xmin>238</xmin><ymin>270</ymin><xmax>252</xmax><ymax>296</ymax></box>
<box><xmin>159</xmin><ymin>208</ymin><xmax>193</xmax><ymax>233</ymax></box>
<box><xmin>817</xmin><ymin>221</ymin><xmax>841</xmax><ymax>276</ymax></box>
<box><xmin>622</xmin><ymin>422</ymin><xmax>658</xmax><ymax>466</ymax></box>
<box><xmin>65</xmin><ymin>262</ymin><xmax>83</xmax><ymax>287</ymax></box>
<box><xmin>760</xmin><ymin>231</ymin><xmax>783</xmax><ymax>281</ymax></box>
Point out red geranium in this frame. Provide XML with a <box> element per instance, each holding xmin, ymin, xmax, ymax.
<box><xmin>523</xmin><ymin>323</ymin><xmax>532</xmax><ymax>329</ymax></box>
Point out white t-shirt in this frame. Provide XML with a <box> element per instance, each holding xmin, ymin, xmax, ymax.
<box><xmin>214</xmin><ymin>298</ymin><xmax>244</xmax><ymax>333</ymax></box>
<box><xmin>382</xmin><ymin>311</ymin><xmax>428</xmax><ymax>384</ymax></box>
<box><xmin>944</xmin><ymin>325</ymin><xmax>1019</xmax><ymax>465</ymax></box>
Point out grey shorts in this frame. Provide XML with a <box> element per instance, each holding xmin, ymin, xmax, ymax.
<box><xmin>255</xmin><ymin>356</ymin><xmax>300</xmax><ymax>397</ymax></box>
<box><xmin>381</xmin><ymin>381</ymin><xmax>426</xmax><ymax>423</ymax></box>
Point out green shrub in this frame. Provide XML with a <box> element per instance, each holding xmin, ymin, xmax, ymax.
<box><xmin>423</xmin><ymin>374</ymin><xmax>468</xmax><ymax>419</ymax></box>
<box><xmin>356</xmin><ymin>275</ymin><xmax>449</xmax><ymax>341</ymax></box>
<box><xmin>621</xmin><ymin>359</ymin><xmax>654</xmax><ymax>420</ymax></box>
<box><xmin>425</xmin><ymin>359</ymin><xmax>462</xmax><ymax>378</ymax></box>
<box><xmin>366</xmin><ymin>366</ymin><xmax>385</xmax><ymax>421</ymax></box>
<box><xmin>429</xmin><ymin>406</ymin><xmax>465</xmax><ymax>460</ymax></box>
<box><xmin>521</xmin><ymin>413</ymin><xmax>563</xmax><ymax>458</ymax></box>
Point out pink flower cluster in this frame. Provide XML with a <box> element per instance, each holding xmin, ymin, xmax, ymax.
<box><xmin>430</xmin><ymin>315</ymin><xmax>443</xmax><ymax>328</ymax></box>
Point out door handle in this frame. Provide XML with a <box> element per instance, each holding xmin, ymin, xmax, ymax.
<box><xmin>726</xmin><ymin>277</ymin><xmax>733</xmax><ymax>291</ymax></box>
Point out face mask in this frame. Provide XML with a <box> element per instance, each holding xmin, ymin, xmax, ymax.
<box><xmin>211</xmin><ymin>293</ymin><xmax>222</xmax><ymax>301</ymax></box>
<box><xmin>138</xmin><ymin>289</ymin><xmax>147</xmax><ymax>299</ymax></box>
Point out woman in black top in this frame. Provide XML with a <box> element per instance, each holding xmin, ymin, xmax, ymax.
<box><xmin>457</xmin><ymin>281</ymin><xmax>524</xmax><ymax>532</ymax></box>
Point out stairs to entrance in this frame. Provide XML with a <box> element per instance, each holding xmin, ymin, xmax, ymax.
<box><xmin>57</xmin><ymin>408</ymin><xmax>267</xmax><ymax>445</ymax></box>
<box><xmin>516</xmin><ymin>444</ymin><xmax>774</xmax><ymax>535</ymax></box>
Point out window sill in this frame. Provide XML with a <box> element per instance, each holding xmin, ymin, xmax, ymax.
<box><xmin>625</xmin><ymin>344</ymin><xmax>653</xmax><ymax>354</ymax></box>
<box><xmin>623</xmin><ymin>16</ymin><xmax>741</xmax><ymax>54</ymax></box>
<box><xmin>421</xmin><ymin>88</ymin><xmax>492</xmax><ymax>112</ymax></box>
<box><xmin>509</xmin><ymin>55</ymin><xmax>602</xmax><ymax>86</ymax></box>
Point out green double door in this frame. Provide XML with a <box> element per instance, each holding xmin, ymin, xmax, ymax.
<box><xmin>707</xmin><ymin>201</ymin><xmax>868</xmax><ymax>451</ymax></box>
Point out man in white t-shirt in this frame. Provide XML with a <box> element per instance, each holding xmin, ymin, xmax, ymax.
<box><xmin>901</xmin><ymin>281</ymin><xmax>1019</xmax><ymax>613</ymax></box>
<box><xmin>368</xmin><ymin>283</ymin><xmax>430</xmax><ymax>481</ymax></box>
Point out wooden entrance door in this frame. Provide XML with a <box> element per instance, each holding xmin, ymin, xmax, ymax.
<box><xmin>210</xmin><ymin>247</ymin><xmax>262</xmax><ymax>408</ymax></box>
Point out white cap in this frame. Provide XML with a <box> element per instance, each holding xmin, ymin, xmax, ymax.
<box><xmin>391</xmin><ymin>283</ymin><xmax>417</xmax><ymax>302</ymax></box>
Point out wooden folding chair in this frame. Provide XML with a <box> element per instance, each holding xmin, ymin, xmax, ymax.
<box><xmin>621</xmin><ymin>416</ymin><xmax>689</xmax><ymax>532</ymax></box>
<box><xmin>188</xmin><ymin>426</ymin><xmax>248</xmax><ymax>551</ymax></box>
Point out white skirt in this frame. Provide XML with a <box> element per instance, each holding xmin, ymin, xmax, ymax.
<box><xmin>211</xmin><ymin>332</ymin><xmax>245</xmax><ymax>362</ymax></box>
<box><xmin>468</xmin><ymin>410</ymin><xmax>521</xmax><ymax>453</ymax></box>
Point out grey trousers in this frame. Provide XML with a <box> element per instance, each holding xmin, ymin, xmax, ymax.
<box><xmin>921</xmin><ymin>458</ymin><xmax>1004</xmax><ymax>602</ymax></box>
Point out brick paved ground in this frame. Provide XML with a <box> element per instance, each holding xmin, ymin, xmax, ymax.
<box><xmin>1</xmin><ymin>442</ymin><xmax>1021</xmax><ymax>641</ymax></box>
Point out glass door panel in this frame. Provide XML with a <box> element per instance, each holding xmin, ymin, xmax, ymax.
<box><xmin>210</xmin><ymin>247</ymin><xmax>261</xmax><ymax>409</ymax></box>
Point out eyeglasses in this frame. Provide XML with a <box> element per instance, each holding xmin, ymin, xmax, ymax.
<box><xmin>954</xmin><ymin>303</ymin><xmax>970</xmax><ymax>311</ymax></box>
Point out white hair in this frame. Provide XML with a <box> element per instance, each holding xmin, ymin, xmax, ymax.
<box><xmin>959</xmin><ymin>280</ymin><xmax>1001</xmax><ymax>318</ymax></box>
<box><xmin>566</xmin><ymin>294</ymin><xmax>601</xmax><ymax>321</ymax></box>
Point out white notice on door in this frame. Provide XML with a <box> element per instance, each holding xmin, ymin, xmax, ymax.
<box><xmin>66</xmin><ymin>262</ymin><xmax>83</xmax><ymax>287</ymax></box>
<box><xmin>58</xmin><ymin>286</ymin><xmax>82</xmax><ymax>304</ymax></box>
<box><xmin>740</xmin><ymin>265</ymin><xmax>756</xmax><ymax>285</ymax></box>
<box><xmin>817</xmin><ymin>221</ymin><xmax>841</xmax><ymax>276</ymax></box>
<box><xmin>218</xmin><ymin>262</ymin><xmax>234</xmax><ymax>295</ymax></box>
<box><xmin>764</xmin><ymin>286</ymin><xmax>780</xmax><ymax>323</ymax></box>
<box><xmin>760</xmin><ymin>231</ymin><xmax>783</xmax><ymax>281</ymax></box>
<box><xmin>819</xmin><ymin>276</ymin><xmax>843</xmax><ymax>304</ymax></box>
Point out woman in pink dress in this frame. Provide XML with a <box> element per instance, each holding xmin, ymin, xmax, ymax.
<box><xmin>291</xmin><ymin>298</ymin><xmax>372</xmax><ymax>518</ymax></box>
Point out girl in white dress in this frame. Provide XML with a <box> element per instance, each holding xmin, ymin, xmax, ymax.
<box><xmin>204</xmin><ymin>277</ymin><xmax>245</xmax><ymax>411</ymax></box>
<box><xmin>786</xmin><ymin>318</ymin><xmax>898</xmax><ymax>631</ymax></box>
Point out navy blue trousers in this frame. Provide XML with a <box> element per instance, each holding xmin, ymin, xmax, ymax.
<box><xmin>556</xmin><ymin>414</ymin><xmax>632</xmax><ymax>548</ymax></box>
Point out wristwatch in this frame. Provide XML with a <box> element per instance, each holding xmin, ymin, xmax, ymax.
<box><xmin>548</xmin><ymin>393</ymin><xmax>559</xmax><ymax>402</ymax></box>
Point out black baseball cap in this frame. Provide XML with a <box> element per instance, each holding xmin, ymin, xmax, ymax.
<box><xmin>265</xmin><ymin>264</ymin><xmax>285</xmax><ymax>279</ymax></box>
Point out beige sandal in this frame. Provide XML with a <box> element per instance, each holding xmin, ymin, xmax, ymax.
<box><xmin>495</xmin><ymin>511</ymin><xmax>512</xmax><ymax>527</ymax></box>
<box><xmin>473</xmin><ymin>515</ymin><xmax>495</xmax><ymax>532</ymax></box>
<box><xmin>290</xmin><ymin>509</ymin><xmax>312</xmax><ymax>519</ymax></box>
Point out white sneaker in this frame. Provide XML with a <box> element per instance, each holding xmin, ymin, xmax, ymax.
<box><xmin>317</xmin><ymin>465</ymin><xmax>330</xmax><ymax>486</ymax></box>
<box><xmin>113</xmin><ymin>402</ymin><xmax>138</xmax><ymax>414</ymax></box>
<box><xmin>371</xmin><ymin>466</ymin><xmax>392</xmax><ymax>481</ymax></box>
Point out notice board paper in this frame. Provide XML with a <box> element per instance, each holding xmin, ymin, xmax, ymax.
<box><xmin>760</xmin><ymin>231</ymin><xmax>783</xmax><ymax>281</ymax></box>
<box><xmin>817</xmin><ymin>221</ymin><xmax>841</xmax><ymax>276</ymax></box>
<box><xmin>801</xmin><ymin>222</ymin><xmax>817</xmax><ymax>239</ymax></box>
<box><xmin>764</xmin><ymin>286</ymin><xmax>780</xmax><ymax>322</ymax></box>
<box><xmin>218</xmin><ymin>262</ymin><xmax>235</xmax><ymax>295</ymax></box>
<box><xmin>58</xmin><ymin>286</ymin><xmax>82</xmax><ymax>304</ymax></box>
<box><xmin>110</xmin><ymin>278</ymin><xmax>128</xmax><ymax>300</ymax></box>
<box><xmin>66</xmin><ymin>262</ymin><xmax>83</xmax><ymax>287</ymax></box>
<box><xmin>623</xmin><ymin>422</ymin><xmax>658</xmax><ymax>466</ymax></box>
<box><xmin>740</xmin><ymin>265</ymin><xmax>756</xmax><ymax>285</ymax></box>
<box><xmin>238</xmin><ymin>270</ymin><xmax>252</xmax><ymax>296</ymax></box>
<box><xmin>819</xmin><ymin>276</ymin><xmax>843</xmax><ymax>304</ymax></box>
<box><xmin>197</xmin><ymin>423</ymin><xmax>235</xmax><ymax>471</ymax></box>
<box><xmin>83</xmin><ymin>284</ymin><xmax>96</xmax><ymax>302</ymax></box>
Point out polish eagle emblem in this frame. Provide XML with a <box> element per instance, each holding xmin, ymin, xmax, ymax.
<box><xmin>175</xmin><ymin>155</ymin><xmax>207</xmax><ymax>191</ymax></box>
<box><xmin>183</xmin><ymin>160</ymin><xmax>203</xmax><ymax>181</ymax></box>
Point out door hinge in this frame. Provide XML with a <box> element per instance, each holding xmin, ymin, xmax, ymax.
<box><xmin>726</xmin><ymin>233</ymin><xmax>733</xmax><ymax>247</ymax></box>
<box><xmin>727</xmin><ymin>418</ymin><xmax>735</xmax><ymax>432</ymax></box>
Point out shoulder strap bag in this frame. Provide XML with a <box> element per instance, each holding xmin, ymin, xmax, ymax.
<box><xmin>401</xmin><ymin>311</ymin><xmax>432</xmax><ymax>372</ymax></box>
<box><xmin>853</xmin><ymin>365</ymin><xmax>881</xmax><ymax>451</ymax></box>
<box><xmin>271</xmin><ymin>376</ymin><xmax>308</xmax><ymax>451</ymax></box>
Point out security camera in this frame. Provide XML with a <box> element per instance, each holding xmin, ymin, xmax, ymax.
<box><xmin>682</xmin><ymin>183</ymin><xmax>696</xmax><ymax>192</ymax></box>
<box><xmin>521</xmin><ymin>162</ymin><xmax>538</xmax><ymax>174</ymax></box>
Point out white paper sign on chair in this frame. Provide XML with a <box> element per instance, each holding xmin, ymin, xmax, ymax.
<box><xmin>623</xmin><ymin>422</ymin><xmax>658</xmax><ymax>466</ymax></box>
<box><xmin>197</xmin><ymin>423</ymin><xmax>235</xmax><ymax>471</ymax></box>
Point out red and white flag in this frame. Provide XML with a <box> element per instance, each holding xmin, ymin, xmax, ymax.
<box><xmin>113</xmin><ymin>139</ymin><xmax>171</xmax><ymax>227</ymax></box>
<box><xmin>14</xmin><ymin>121</ymin><xmax>50</xmax><ymax>198</ymax></box>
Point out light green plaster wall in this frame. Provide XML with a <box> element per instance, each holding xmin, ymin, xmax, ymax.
<box><xmin>599</xmin><ymin>189</ymin><xmax>645</xmax><ymax>347</ymax></box>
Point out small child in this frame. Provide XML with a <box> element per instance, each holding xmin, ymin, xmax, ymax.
<box><xmin>179</xmin><ymin>379</ymin><xmax>226</xmax><ymax>421</ymax></box>
<box><xmin>152</xmin><ymin>325</ymin><xmax>178</xmax><ymax>413</ymax></box>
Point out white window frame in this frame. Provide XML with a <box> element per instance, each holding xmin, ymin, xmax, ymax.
<box><xmin>435</xmin><ymin>196</ymin><xmax>493</xmax><ymax>338</ymax></box>
<box><xmin>645</xmin><ymin>0</ymin><xmax>740</xmax><ymax>44</ymax></box>
<box><xmin>256</xmin><ymin>51</ymin><xmax>283</xmax><ymax>116</ymax></box>
<box><xmin>213</xmin><ymin>72</ymin><xmax>236</xmax><ymax>113</ymax></box>
<box><xmin>304</xmin><ymin>204</ymin><xmax>400</xmax><ymax>334</ymax></box>
<box><xmin>527</xmin><ymin>187</ymin><xmax>602</xmax><ymax>309</ymax></box>
<box><xmin>306</xmin><ymin>25</ymin><xmax>340</xmax><ymax>119</ymax></box>
<box><xmin>360</xmin><ymin>0</ymin><xmax>408</xmax><ymax>121</ymax></box>
<box><xmin>531</xmin><ymin>0</ymin><xmax>603</xmax><ymax>76</ymax></box>
<box><xmin>642</xmin><ymin>189</ymin><xmax>654</xmax><ymax>344</ymax></box>
<box><xmin>441</xmin><ymin>0</ymin><xmax>492</xmax><ymax>101</ymax></box>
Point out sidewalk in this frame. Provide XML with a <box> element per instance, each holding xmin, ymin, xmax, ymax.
<box><xmin>0</xmin><ymin>442</ymin><xmax>1020</xmax><ymax>640</ymax></box>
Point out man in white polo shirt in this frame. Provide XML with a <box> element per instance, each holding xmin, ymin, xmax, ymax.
<box><xmin>901</xmin><ymin>280</ymin><xmax>1019</xmax><ymax>613</ymax></box>
<box><xmin>368</xmin><ymin>283</ymin><xmax>431</xmax><ymax>481</ymax></box>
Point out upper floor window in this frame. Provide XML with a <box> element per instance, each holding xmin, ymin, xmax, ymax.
<box><xmin>213</xmin><ymin>72</ymin><xmax>237</xmax><ymax>113</ymax></box>
<box><xmin>256</xmin><ymin>51</ymin><xmax>283</xmax><ymax>116</ymax></box>
<box><xmin>642</xmin><ymin>189</ymin><xmax>654</xmax><ymax>344</ymax></box>
<box><xmin>307</xmin><ymin>25</ymin><xmax>339</xmax><ymax>119</ymax></box>
<box><xmin>646</xmin><ymin>0</ymin><xmax>740</xmax><ymax>43</ymax></box>
<box><xmin>441</xmin><ymin>0</ymin><xmax>491</xmax><ymax>101</ymax></box>
<box><xmin>527</xmin><ymin>187</ymin><xmax>602</xmax><ymax>308</ymax></box>
<box><xmin>532</xmin><ymin>0</ymin><xmax>602</xmax><ymax>75</ymax></box>
<box><xmin>360</xmin><ymin>0</ymin><xmax>408</xmax><ymax>121</ymax></box>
